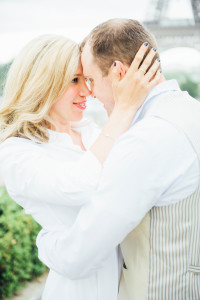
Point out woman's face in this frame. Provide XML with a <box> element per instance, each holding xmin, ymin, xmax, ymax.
<box><xmin>49</xmin><ymin>59</ymin><xmax>91</xmax><ymax>125</ymax></box>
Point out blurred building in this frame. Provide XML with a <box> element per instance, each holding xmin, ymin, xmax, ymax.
<box><xmin>143</xmin><ymin>0</ymin><xmax>200</xmax><ymax>51</ymax></box>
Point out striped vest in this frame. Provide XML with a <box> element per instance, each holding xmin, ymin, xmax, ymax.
<box><xmin>119</xmin><ymin>91</ymin><xmax>200</xmax><ymax>300</ymax></box>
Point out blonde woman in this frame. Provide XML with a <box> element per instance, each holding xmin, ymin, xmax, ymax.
<box><xmin>0</xmin><ymin>35</ymin><xmax>160</xmax><ymax>300</ymax></box>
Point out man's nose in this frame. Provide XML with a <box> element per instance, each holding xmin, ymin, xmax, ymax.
<box><xmin>89</xmin><ymin>84</ymin><xmax>95</xmax><ymax>98</ymax></box>
<box><xmin>80</xmin><ymin>81</ymin><xmax>91</xmax><ymax>97</ymax></box>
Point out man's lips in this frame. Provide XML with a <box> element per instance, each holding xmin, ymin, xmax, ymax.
<box><xmin>73</xmin><ymin>101</ymin><xmax>87</xmax><ymax>110</ymax></box>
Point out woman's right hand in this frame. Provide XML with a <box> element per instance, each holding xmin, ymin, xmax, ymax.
<box><xmin>111</xmin><ymin>43</ymin><xmax>161</xmax><ymax>112</ymax></box>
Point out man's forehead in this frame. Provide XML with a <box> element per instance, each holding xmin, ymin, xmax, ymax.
<box><xmin>81</xmin><ymin>45</ymin><xmax>97</xmax><ymax>78</ymax></box>
<box><xmin>81</xmin><ymin>43</ymin><xmax>93</xmax><ymax>63</ymax></box>
<box><xmin>81</xmin><ymin>41</ymin><xmax>92</xmax><ymax>55</ymax></box>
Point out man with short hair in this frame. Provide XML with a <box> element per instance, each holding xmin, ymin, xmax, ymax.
<box><xmin>37</xmin><ymin>19</ymin><xmax>200</xmax><ymax>299</ymax></box>
<box><xmin>81</xmin><ymin>19</ymin><xmax>160</xmax><ymax>115</ymax></box>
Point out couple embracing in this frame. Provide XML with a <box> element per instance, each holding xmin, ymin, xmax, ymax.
<box><xmin>0</xmin><ymin>18</ymin><xmax>200</xmax><ymax>300</ymax></box>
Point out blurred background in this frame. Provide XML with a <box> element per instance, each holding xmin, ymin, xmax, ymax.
<box><xmin>0</xmin><ymin>0</ymin><xmax>200</xmax><ymax>299</ymax></box>
<box><xmin>0</xmin><ymin>0</ymin><xmax>200</xmax><ymax>127</ymax></box>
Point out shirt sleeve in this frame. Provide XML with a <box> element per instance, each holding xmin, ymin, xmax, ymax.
<box><xmin>0</xmin><ymin>139</ymin><xmax>102</xmax><ymax>206</ymax></box>
<box><xmin>36</xmin><ymin>117</ymin><xmax>199</xmax><ymax>279</ymax></box>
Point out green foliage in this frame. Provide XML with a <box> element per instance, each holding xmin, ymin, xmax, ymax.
<box><xmin>0</xmin><ymin>186</ymin><xmax>46</xmax><ymax>299</ymax></box>
<box><xmin>0</xmin><ymin>62</ymin><xmax>12</xmax><ymax>96</ymax></box>
<box><xmin>164</xmin><ymin>70</ymin><xmax>200</xmax><ymax>99</ymax></box>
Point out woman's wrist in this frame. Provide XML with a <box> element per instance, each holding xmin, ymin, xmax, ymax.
<box><xmin>113</xmin><ymin>102</ymin><xmax>138</xmax><ymax>115</ymax></box>
<box><xmin>89</xmin><ymin>101</ymin><xmax>138</xmax><ymax>165</ymax></box>
<box><xmin>101</xmin><ymin>106</ymin><xmax>136</xmax><ymax>141</ymax></box>
<box><xmin>111</xmin><ymin>104</ymin><xmax>137</xmax><ymax>124</ymax></box>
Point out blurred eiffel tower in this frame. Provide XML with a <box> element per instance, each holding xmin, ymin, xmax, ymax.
<box><xmin>143</xmin><ymin>0</ymin><xmax>200</xmax><ymax>51</ymax></box>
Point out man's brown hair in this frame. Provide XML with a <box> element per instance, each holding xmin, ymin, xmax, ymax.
<box><xmin>81</xmin><ymin>19</ymin><xmax>159</xmax><ymax>76</ymax></box>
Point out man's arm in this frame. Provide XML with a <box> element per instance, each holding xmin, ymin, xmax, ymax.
<box><xmin>36</xmin><ymin>117</ymin><xmax>199</xmax><ymax>279</ymax></box>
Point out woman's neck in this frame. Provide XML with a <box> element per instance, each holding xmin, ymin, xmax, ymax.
<box><xmin>49</xmin><ymin>120</ymin><xmax>86</xmax><ymax>151</ymax></box>
<box><xmin>50</xmin><ymin>123</ymin><xmax>73</xmax><ymax>134</ymax></box>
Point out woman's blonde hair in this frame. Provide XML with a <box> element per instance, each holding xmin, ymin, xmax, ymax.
<box><xmin>0</xmin><ymin>34</ymin><xmax>80</xmax><ymax>144</ymax></box>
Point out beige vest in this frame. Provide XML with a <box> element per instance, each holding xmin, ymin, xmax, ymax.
<box><xmin>119</xmin><ymin>91</ymin><xmax>200</xmax><ymax>300</ymax></box>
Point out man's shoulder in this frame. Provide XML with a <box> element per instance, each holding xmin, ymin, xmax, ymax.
<box><xmin>132</xmin><ymin>90</ymin><xmax>200</xmax><ymax>141</ymax></box>
<box><xmin>117</xmin><ymin>111</ymin><xmax>196</xmax><ymax>161</ymax></box>
<box><xmin>143</xmin><ymin>113</ymin><xmax>175</xmax><ymax>128</ymax></box>
<box><xmin>146</xmin><ymin>90</ymin><xmax>200</xmax><ymax>117</ymax></box>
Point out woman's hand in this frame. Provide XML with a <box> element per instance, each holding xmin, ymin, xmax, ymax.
<box><xmin>111</xmin><ymin>42</ymin><xmax>161</xmax><ymax>112</ymax></box>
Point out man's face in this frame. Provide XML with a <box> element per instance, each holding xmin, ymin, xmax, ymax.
<box><xmin>81</xmin><ymin>43</ymin><xmax>115</xmax><ymax>115</ymax></box>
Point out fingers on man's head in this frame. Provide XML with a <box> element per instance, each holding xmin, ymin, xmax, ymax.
<box><xmin>145</xmin><ymin>57</ymin><xmax>161</xmax><ymax>81</ymax></box>
<box><xmin>128</xmin><ymin>42</ymin><xmax>150</xmax><ymax>74</ymax></box>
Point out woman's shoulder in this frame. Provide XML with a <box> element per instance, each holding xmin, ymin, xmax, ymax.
<box><xmin>0</xmin><ymin>137</ymin><xmax>46</xmax><ymax>174</ymax></box>
<box><xmin>0</xmin><ymin>136</ymin><xmax>43</xmax><ymax>154</ymax></box>
<box><xmin>1</xmin><ymin>136</ymin><xmax>36</xmax><ymax>146</ymax></box>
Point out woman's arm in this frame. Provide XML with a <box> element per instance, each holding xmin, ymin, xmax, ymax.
<box><xmin>90</xmin><ymin>44</ymin><xmax>161</xmax><ymax>164</ymax></box>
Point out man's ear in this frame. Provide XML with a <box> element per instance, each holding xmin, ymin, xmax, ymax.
<box><xmin>109</xmin><ymin>61</ymin><xmax>127</xmax><ymax>80</ymax></box>
<box><xmin>116</xmin><ymin>61</ymin><xmax>127</xmax><ymax>79</ymax></box>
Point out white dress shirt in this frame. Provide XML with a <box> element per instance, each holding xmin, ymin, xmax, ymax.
<box><xmin>36</xmin><ymin>80</ymin><xmax>200</xmax><ymax>287</ymax></box>
<box><xmin>0</xmin><ymin>119</ymin><xmax>119</xmax><ymax>300</ymax></box>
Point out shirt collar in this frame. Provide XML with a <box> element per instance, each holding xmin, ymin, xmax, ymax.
<box><xmin>131</xmin><ymin>79</ymin><xmax>181</xmax><ymax>126</ymax></box>
<box><xmin>146</xmin><ymin>79</ymin><xmax>180</xmax><ymax>101</ymax></box>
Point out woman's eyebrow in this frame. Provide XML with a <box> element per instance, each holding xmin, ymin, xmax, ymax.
<box><xmin>74</xmin><ymin>73</ymin><xmax>82</xmax><ymax>76</ymax></box>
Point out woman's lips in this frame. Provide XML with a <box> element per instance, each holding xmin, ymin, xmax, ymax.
<box><xmin>73</xmin><ymin>101</ymin><xmax>87</xmax><ymax>110</ymax></box>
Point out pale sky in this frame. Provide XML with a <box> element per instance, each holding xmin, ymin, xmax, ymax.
<box><xmin>0</xmin><ymin>0</ymin><xmax>198</xmax><ymax>69</ymax></box>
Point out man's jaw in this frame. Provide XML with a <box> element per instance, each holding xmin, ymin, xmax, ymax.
<box><xmin>103</xmin><ymin>103</ymin><xmax>114</xmax><ymax>116</ymax></box>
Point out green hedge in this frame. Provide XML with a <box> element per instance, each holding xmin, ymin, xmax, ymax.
<box><xmin>0</xmin><ymin>186</ymin><xmax>46</xmax><ymax>299</ymax></box>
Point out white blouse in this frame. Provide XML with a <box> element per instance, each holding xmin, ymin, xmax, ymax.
<box><xmin>0</xmin><ymin>119</ymin><xmax>119</xmax><ymax>300</ymax></box>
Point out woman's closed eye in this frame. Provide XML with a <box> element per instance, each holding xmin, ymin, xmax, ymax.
<box><xmin>72</xmin><ymin>77</ymin><xmax>78</xmax><ymax>83</ymax></box>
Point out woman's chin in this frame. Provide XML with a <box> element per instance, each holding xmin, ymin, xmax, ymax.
<box><xmin>72</xmin><ymin>114</ymin><xmax>84</xmax><ymax>122</ymax></box>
